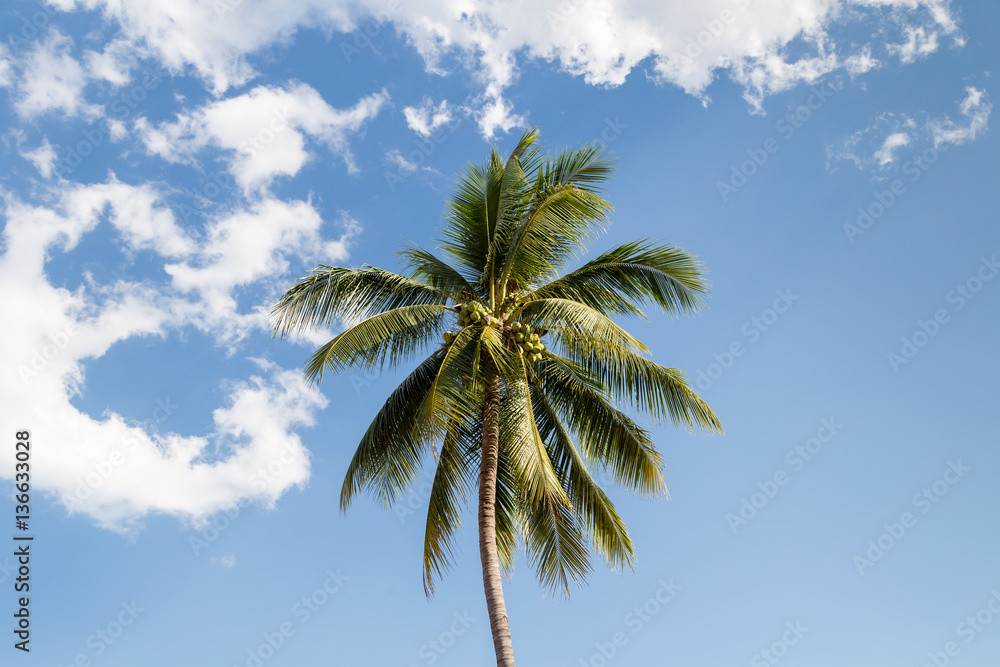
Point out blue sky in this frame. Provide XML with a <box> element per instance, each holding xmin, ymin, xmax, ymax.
<box><xmin>0</xmin><ymin>0</ymin><xmax>998</xmax><ymax>665</ymax></box>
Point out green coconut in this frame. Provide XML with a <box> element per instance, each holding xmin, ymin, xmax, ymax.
<box><xmin>511</xmin><ymin>322</ymin><xmax>522</xmax><ymax>332</ymax></box>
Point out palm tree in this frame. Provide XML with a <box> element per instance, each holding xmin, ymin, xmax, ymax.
<box><xmin>271</xmin><ymin>129</ymin><xmax>722</xmax><ymax>666</ymax></box>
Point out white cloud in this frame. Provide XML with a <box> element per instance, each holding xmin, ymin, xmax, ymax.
<box><xmin>83</xmin><ymin>41</ymin><xmax>133</xmax><ymax>86</ymax></box>
<box><xmin>478</xmin><ymin>96</ymin><xmax>528</xmax><ymax>139</ymax></box>
<box><xmin>164</xmin><ymin>200</ymin><xmax>359</xmax><ymax>344</ymax></box>
<box><xmin>137</xmin><ymin>82</ymin><xmax>389</xmax><ymax>192</ymax></box>
<box><xmin>15</xmin><ymin>29</ymin><xmax>100</xmax><ymax>118</ymax></box>
<box><xmin>0</xmin><ymin>177</ymin><xmax>357</xmax><ymax>532</ymax></box>
<box><xmin>0</xmin><ymin>44</ymin><xmax>12</xmax><ymax>87</ymax></box>
<box><xmin>403</xmin><ymin>98</ymin><xmax>453</xmax><ymax>137</ymax></box>
<box><xmin>873</xmin><ymin>132</ymin><xmax>910</xmax><ymax>166</ymax></box>
<box><xmin>385</xmin><ymin>149</ymin><xmax>419</xmax><ymax>175</ymax></box>
<box><xmin>21</xmin><ymin>138</ymin><xmax>58</xmax><ymax>178</ymax></box>
<box><xmin>48</xmin><ymin>0</ymin><xmax>964</xmax><ymax>136</ymax></box>
<box><xmin>57</xmin><ymin>0</ymin><xmax>354</xmax><ymax>94</ymax></box>
<box><xmin>213</xmin><ymin>554</ymin><xmax>237</xmax><ymax>567</ymax></box>
<box><xmin>107</xmin><ymin>118</ymin><xmax>127</xmax><ymax>141</ymax></box>
<box><xmin>844</xmin><ymin>47</ymin><xmax>880</xmax><ymax>76</ymax></box>
<box><xmin>830</xmin><ymin>86</ymin><xmax>991</xmax><ymax>172</ymax></box>
<box><xmin>890</xmin><ymin>25</ymin><xmax>939</xmax><ymax>64</ymax></box>
<box><xmin>929</xmin><ymin>86</ymin><xmax>991</xmax><ymax>148</ymax></box>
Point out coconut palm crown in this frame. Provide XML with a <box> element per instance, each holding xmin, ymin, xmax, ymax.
<box><xmin>271</xmin><ymin>128</ymin><xmax>722</xmax><ymax>666</ymax></box>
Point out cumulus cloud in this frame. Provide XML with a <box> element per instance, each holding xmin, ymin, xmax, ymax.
<box><xmin>403</xmin><ymin>98</ymin><xmax>454</xmax><ymax>138</ymax></box>
<box><xmin>49</xmin><ymin>0</ymin><xmax>965</xmax><ymax>135</ymax></box>
<box><xmin>15</xmin><ymin>29</ymin><xmax>100</xmax><ymax>118</ymax></box>
<box><xmin>83</xmin><ymin>40</ymin><xmax>133</xmax><ymax>86</ymax></box>
<box><xmin>137</xmin><ymin>82</ymin><xmax>389</xmax><ymax>192</ymax></box>
<box><xmin>21</xmin><ymin>138</ymin><xmax>58</xmax><ymax>178</ymax></box>
<box><xmin>0</xmin><ymin>176</ymin><xmax>355</xmax><ymax>532</ymax></box>
<box><xmin>165</xmin><ymin>200</ymin><xmax>359</xmax><ymax>344</ymax></box>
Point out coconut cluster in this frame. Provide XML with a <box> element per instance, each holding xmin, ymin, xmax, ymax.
<box><xmin>457</xmin><ymin>300</ymin><xmax>494</xmax><ymax>327</ymax></box>
<box><xmin>512</xmin><ymin>321</ymin><xmax>547</xmax><ymax>363</ymax></box>
<box><xmin>443</xmin><ymin>301</ymin><xmax>495</xmax><ymax>343</ymax></box>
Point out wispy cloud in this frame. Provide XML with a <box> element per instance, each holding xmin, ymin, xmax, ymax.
<box><xmin>829</xmin><ymin>86</ymin><xmax>991</xmax><ymax>172</ymax></box>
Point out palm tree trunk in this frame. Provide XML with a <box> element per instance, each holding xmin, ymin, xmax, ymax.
<box><xmin>479</xmin><ymin>373</ymin><xmax>516</xmax><ymax>666</ymax></box>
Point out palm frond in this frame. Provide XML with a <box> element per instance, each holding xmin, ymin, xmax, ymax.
<box><xmin>303</xmin><ymin>304</ymin><xmax>452</xmax><ymax>383</ymax></box>
<box><xmin>498</xmin><ymin>184</ymin><xmax>612</xmax><ymax>290</ymax></box>
<box><xmin>398</xmin><ymin>245</ymin><xmax>476</xmax><ymax>298</ymax></box>
<box><xmin>340</xmin><ymin>351</ymin><xmax>444</xmax><ymax>511</ymax></box>
<box><xmin>498</xmin><ymin>372</ymin><xmax>568</xmax><ymax>507</ymax></box>
<box><xmin>521</xmin><ymin>479</ymin><xmax>591</xmax><ymax>597</ymax></box>
<box><xmin>533</xmin><ymin>386</ymin><xmax>634</xmax><ymax>572</ymax></box>
<box><xmin>553</xmin><ymin>334</ymin><xmax>723</xmax><ymax>433</ymax></box>
<box><xmin>537</xmin><ymin>354</ymin><xmax>666</xmax><ymax>495</ymax></box>
<box><xmin>423</xmin><ymin>416</ymin><xmax>478</xmax><ymax>596</ymax></box>
<box><xmin>514</xmin><ymin>298</ymin><xmax>650</xmax><ymax>354</ymax></box>
<box><xmin>526</xmin><ymin>240</ymin><xmax>708</xmax><ymax>316</ymax></box>
<box><xmin>271</xmin><ymin>265</ymin><xmax>450</xmax><ymax>338</ymax></box>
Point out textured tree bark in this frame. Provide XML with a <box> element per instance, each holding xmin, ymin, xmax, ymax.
<box><xmin>479</xmin><ymin>373</ymin><xmax>516</xmax><ymax>666</ymax></box>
